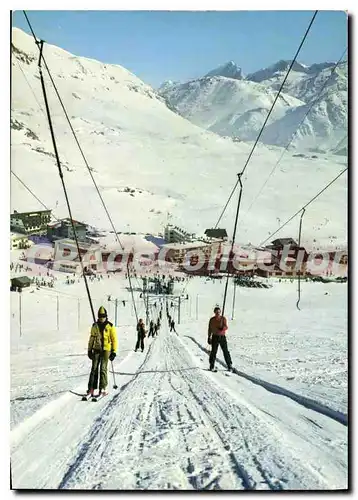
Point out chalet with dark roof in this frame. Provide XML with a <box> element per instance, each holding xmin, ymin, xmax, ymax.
<box><xmin>204</xmin><ymin>228</ymin><xmax>228</xmax><ymax>240</ymax></box>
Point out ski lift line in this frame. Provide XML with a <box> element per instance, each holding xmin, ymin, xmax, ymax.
<box><xmin>22</xmin><ymin>9</ymin><xmax>126</xmax><ymax>253</ymax></box>
<box><xmin>214</xmin><ymin>182</ymin><xmax>239</xmax><ymax>230</ymax></box>
<box><xmin>131</xmin><ymin>273</ymin><xmax>152</xmax><ymax>324</ymax></box>
<box><xmin>296</xmin><ymin>208</ymin><xmax>306</xmax><ymax>311</ymax></box>
<box><xmin>214</xmin><ymin>10</ymin><xmax>318</xmax><ymax>229</ymax></box>
<box><xmin>22</xmin><ymin>11</ymin><xmax>143</xmax><ymax>324</ymax></box>
<box><xmin>244</xmin><ymin>47</ymin><xmax>348</xmax><ymax>217</ymax></box>
<box><xmin>11</xmin><ymin>171</ymin><xmax>60</xmax><ymax>221</ymax></box>
<box><xmin>23</xmin><ymin>13</ymin><xmax>144</xmax><ymax>326</ymax></box>
<box><xmin>334</xmin><ymin>133</ymin><xmax>348</xmax><ymax>152</ymax></box>
<box><xmin>14</xmin><ymin>56</ymin><xmax>46</xmax><ymax>118</ymax></box>
<box><xmin>221</xmin><ymin>175</ymin><xmax>243</xmax><ymax>321</ymax></box>
<box><xmin>259</xmin><ymin>167</ymin><xmax>347</xmax><ymax>247</ymax></box>
<box><xmin>239</xmin><ymin>9</ymin><xmax>318</xmax><ymax>178</ymax></box>
<box><xmin>35</xmin><ymin>39</ymin><xmax>96</xmax><ymax>323</ymax></box>
<box><xmin>14</xmin><ymin>53</ymin><xmax>74</xmax><ymax>177</ymax></box>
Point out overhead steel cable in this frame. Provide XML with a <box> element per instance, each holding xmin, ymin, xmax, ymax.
<box><xmin>13</xmin><ymin>50</ymin><xmax>73</xmax><ymax>173</ymax></box>
<box><xmin>296</xmin><ymin>208</ymin><xmax>306</xmax><ymax>311</ymax></box>
<box><xmin>22</xmin><ymin>10</ymin><xmax>144</xmax><ymax>324</ymax></box>
<box><xmin>220</xmin><ymin>174</ymin><xmax>243</xmax><ymax>321</ymax></box>
<box><xmin>217</xmin><ymin>11</ymin><xmax>319</xmax><ymax>319</ymax></box>
<box><xmin>244</xmin><ymin>47</ymin><xmax>347</xmax><ymax>216</ymax></box>
<box><xmin>35</xmin><ymin>39</ymin><xmax>96</xmax><ymax>322</ymax></box>
<box><xmin>258</xmin><ymin>167</ymin><xmax>347</xmax><ymax>248</ymax></box>
<box><xmin>333</xmin><ymin>133</ymin><xmax>348</xmax><ymax>153</ymax></box>
<box><xmin>214</xmin><ymin>10</ymin><xmax>318</xmax><ymax>229</ymax></box>
<box><xmin>11</xmin><ymin>171</ymin><xmax>60</xmax><ymax>221</ymax></box>
<box><xmin>13</xmin><ymin>55</ymin><xmax>46</xmax><ymax>117</ymax></box>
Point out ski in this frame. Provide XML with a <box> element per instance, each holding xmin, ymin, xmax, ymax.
<box><xmin>91</xmin><ymin>392</ymin><xmax>108</xmax><ymax>402</ymax></box>
<box><xmin>81</xmin><ymin>391</ymin><xmax>107</xmax><ymax>401</ymax></box>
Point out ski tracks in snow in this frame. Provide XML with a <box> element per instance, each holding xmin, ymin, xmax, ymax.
<box><xmin>11</xmin><ymin>326</ymin><xmax>347</xmax><ymax>490</ymax></box>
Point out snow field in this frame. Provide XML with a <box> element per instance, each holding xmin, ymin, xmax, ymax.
<box><xmin>10</xmin><ymin>26</ymin><xmax>348</xmax><ymax>490</ymax></box>
<box><xmin>180</xmin><ymin>277</ymin><xmax>348</xmax><ymax>413</ymax></box>
<box><xmin>10</xmin><ymin>275</ymin><xmax>347</xmax><ymax>489</ymax></box>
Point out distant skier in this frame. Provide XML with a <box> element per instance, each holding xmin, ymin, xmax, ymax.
<box><xmin>149</xmin><ymin>319</ymin><xmax>154</xmax><ymax>337</ymax></box>
<box><xmin>170</xmin><ymin>319</ymin><xmax>176</xmax><ymax>333</ymax></box>
<box><xmin>87</xmin><ymin>306</ymin><xmax>118</xmax><ymax>397</ymax></box>
<box><xmin>135</xmin><ymin>318</ymin><xmax>146</xmax><ymax>352</ymax></box>
<box><xmin>122</xmin><ymin>300</ymin><xmax>126</xmax><ymax>307</ymax></box>
<box><xmin>207</xmin><ymin>307</ymin><xmax>232</xmax><ymax>372</ymax></box>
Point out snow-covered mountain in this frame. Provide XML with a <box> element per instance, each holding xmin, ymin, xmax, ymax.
<box><xmin>158</xmin><ymin>79</ymin><xmax>181</xmax><ymax>92</ymax></box>
<box><xmin>158</xmin><ymin>75</ymin><xmax>304</xmax><ymax>140</ymax></box>
<box><xmin>159</xmin><ymin>59</ymin><xmax>347</xmax><ymax>152</ymax></box>
<box><xmin>11</xmin><ymin>28</ymin><xmax>347</xmax><ymax>247</ymax></box>
<box><xmin>246</xmin><ymin>59</ymin><xmax>309</xmax><ymax>84</ymax></box>
<box><xmin>205</xmin><ymin>60</ymin><xmax>244</xmax><ymax>80</ymax></box>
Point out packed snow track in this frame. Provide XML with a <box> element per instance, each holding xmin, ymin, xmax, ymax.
<box><xmin>11</xmin><ymin>325</ymin><xmax>347</xmax><ymax>490</ymax></box>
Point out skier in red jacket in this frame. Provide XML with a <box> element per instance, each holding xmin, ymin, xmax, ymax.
<box><xmin>207</xmin><ymin>306</ymin><xmax>232</xmax><ymax>372</ymax></box>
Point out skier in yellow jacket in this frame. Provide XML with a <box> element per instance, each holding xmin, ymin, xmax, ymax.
<box><xmin>87</xmin><ymin>306</ymin><xmax>118</xmax><ymax>396</ymax></box>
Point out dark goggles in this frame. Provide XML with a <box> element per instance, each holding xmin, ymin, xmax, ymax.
<box><xmin>98</xmin><ymin>313</ymin><xmax>107</xmax><ymax>319</ymax></box>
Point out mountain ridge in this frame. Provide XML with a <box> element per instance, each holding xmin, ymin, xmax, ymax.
<box><xmin>158</xmin><ymin>58</ymin><xmax>347</xmax><ymax>152</ymax></box>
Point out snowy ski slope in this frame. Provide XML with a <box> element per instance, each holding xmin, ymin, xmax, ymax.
<box><xmin>10</xmin><ymin>25</ymin><xmax>348</xmax><ymax>491</ymax></box>
<box><xmin>10</xmin><ymin>272</ymin><xmax>348</xmax><ymax>490</ymax></box>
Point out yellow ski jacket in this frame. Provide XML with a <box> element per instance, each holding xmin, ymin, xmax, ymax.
<box><xmin>88</xmin><ymin>321</ymin><xmax>118</xmax><ymax>352</ymax></box>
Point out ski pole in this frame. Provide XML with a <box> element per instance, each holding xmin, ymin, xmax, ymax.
<box><xmin>111</xmin><ymin>360</ymin><xmax>118</xmax><ymax>389</ymax></box>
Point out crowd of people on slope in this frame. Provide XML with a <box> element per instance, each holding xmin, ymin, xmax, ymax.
<box><xmin>10</xmin><ymin>262</ymin><xmax>32</xmax><ymax>273</ymax></box>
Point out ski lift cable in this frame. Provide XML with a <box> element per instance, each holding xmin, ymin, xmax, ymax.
<box><xmin>21</xmin><ymin>11</ymin><xmax>140</xmax><ymax>320</ymax></box>
<box><xmin>243</xmin><ymin>47</ymin><xmax>347</xmax><ymax>217</ymax></box>
<box><xmin>214</xmin><ymin>10</ymin><xmax>318</xmax><ymax>229</ymax></box>
<box><xmin>13</xmin><ymin>55</ymin><xmax>46</xmax><ymax>117</ymax></box>
<box><xmin>35</xmin><ymin>39</ymin><xmax>96</xmax><ymax>322</ymax></box>
<box><xmin>259</xmin><ymin>167</ymin><xmax>348</xmax><ymax>248</ymax></box>
<box><xmin>296</xmin><ymin>208</ymin><xmax>306</xmax><ymax>311</ymax></box>
<box><xmin>11</xmin><ymin>171</ymin><xmax>60</xmax><ymax>221</ymax></box>
<box><xmin>333</xmin><ymin>133</ymin><xmax>348</xmax><ymax>152</ymax></box>
<box><xmin>218</xmin><ymin>11</ymin><xmax>319</xmax><ymax>319</ymax></box>
<box><xmin>22</xmin><ymin>11</ymin><xmax>145</xmax><ymax>324</ymax></box>
<box><xmin>221</xmin><ymin>174</ymin><xmax>243</xmax><ymax>320</ymax></box>
<box><xmin>13</xmin><ymin>52</ymin><xmax>74</xmax><ymax>172</ymax></box>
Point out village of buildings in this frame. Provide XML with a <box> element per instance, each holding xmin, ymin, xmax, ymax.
<box><xmin>10</xmin><ymin>208</ymin><xmax>348</xmax><ymax>291</ymax></box>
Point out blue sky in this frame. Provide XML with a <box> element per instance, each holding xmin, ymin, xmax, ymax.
<box><xmin>12</xmin><ymin>10</ymin><xmax>347</xmax><ymax>87</ymax></box>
